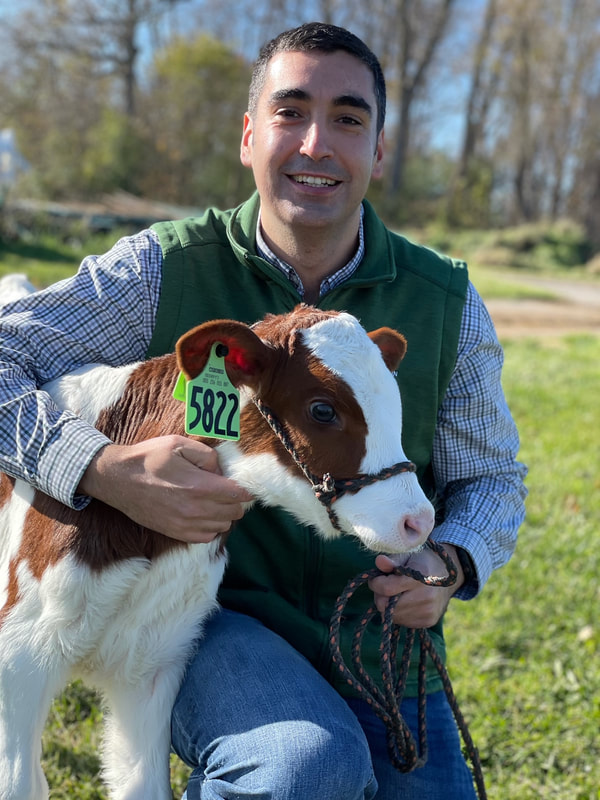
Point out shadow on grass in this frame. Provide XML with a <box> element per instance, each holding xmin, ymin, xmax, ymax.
<box><xmin>0</xmin><ymin>238</ymin><xmax>78</xmax><ymax>264</ymax></box>
<box><xmin>45</xmin><ymin>739</ymin><xmax>102</xmax><ymax>779</ymax></box>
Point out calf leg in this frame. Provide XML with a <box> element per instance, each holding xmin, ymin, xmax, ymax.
<box><xmin>0</xmin><ymin>639</ymin><xmax>69</xmax><ymax>800</ymax></box>
<box><xmin>100</xmin><ymin>662</ymin><xmax>185</xmax><ymax>800</ymax></box>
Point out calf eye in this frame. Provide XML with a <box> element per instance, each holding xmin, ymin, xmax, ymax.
<box><xmin>309</xmin><ymin>401</ymin><xmax>337</xmax><ymax>424</ymax></box>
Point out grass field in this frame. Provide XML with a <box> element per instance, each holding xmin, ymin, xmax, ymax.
<box><xmin>1</xmin><ymin>228</ymin><xmax>599</xmax><ymax>798</ymax></box>
<box><xmin>447</xmin><ymin>334</ymin><xmax>600</xmax><ymax>799</ymax></box>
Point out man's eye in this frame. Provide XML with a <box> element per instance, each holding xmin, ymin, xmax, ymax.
<box><xmin>309</xmin><ymin>402</ymin><xmax>337</xmax><ymax>424</ymax></box>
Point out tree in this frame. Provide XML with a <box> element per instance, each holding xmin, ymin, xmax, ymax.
<box><xmin>4</xmin><ymin>0</ymin><xmax>192</xmax><ymax>117</ymax></box>
<box><xmin>140</xmin><ymin>34</ymin><xmax>254</xmax><ymax>207</ymax></box>
<box><xmin>1</xmin><ymin>42</ymin><xmax>122</xmax><ymax>198</ymax></box>
<box><xmin>444</xmin><ymin>0</ymin><xmax>508</xmax><ymax>226</ymax></box>
<box><xmin>0</xmin><ymin>0</ymin><xmax>197</xmax><ymax>199</ymax></box>
<box><xmin>539</xmin><ymin>0</ymin><xmax>600</xmax><ymax>222</ymax></box>
<box><xmin>489</xmin><ymin>0</ymin><xmax>600</xmax><ymax>224</ymax></box>
<box><xmin>382</xmin><ymin>0</ymin><xmax>457</xmax><ymax>201</ymax></box>
<box><xmin>2</xmin><ymin>0</ymin><xmax>597</xmax><ymax>235</ymax></box>
<box><xmin>568</xmin><ymin>85</ymin><xmax>600</xmax><ymax>254</ymax></box>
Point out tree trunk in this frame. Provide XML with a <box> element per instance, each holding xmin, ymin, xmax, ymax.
<box><xmin>386</xmin><ymin>0</ymin><xmax>455</xmax><ymax>200</ymax></box>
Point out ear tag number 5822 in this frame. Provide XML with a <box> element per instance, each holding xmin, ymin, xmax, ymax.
<box><xmin>174</xmin><ymin>343</ymin><xmax>240</xmax><ymax>440</ymax></box>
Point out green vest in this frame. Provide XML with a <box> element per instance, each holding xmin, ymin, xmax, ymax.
<box><xmin>148</xmin><ymin>192</ymin><xmax>468</xmax><ymax>697</ymax></box>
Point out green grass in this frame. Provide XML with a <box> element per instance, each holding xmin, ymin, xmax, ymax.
<box><xmin>41</xmin><ymin>682</ymin><xmax>191</xmax><ymax>797</ymax></box>
<box><xmin>41</xmin><ymin>685</ymin><xmax>104</xmax><ymax>799</ymax></box>
<box><xmin>2</xmin><ymin>227</ymin><xmax>599</xmax><ymax>797</ymax></box>
<box><xmin>2</xmin><ymin>220</ymin><xmax>597</xmax><ymax>297</ymax></box>
<box><xmin>413</xmin><ymin>219</ymin><xmax>593</xmax><ymax>274</ymax></box>
<box><xmin>446</xmin><ymin>335</ymin><xmax>600</xmax><ymax>799</ymax></box>
<box><xmin>0</xmin><ymin>230</ymin><xmax>131</xmax><ymax>288</ymax></box>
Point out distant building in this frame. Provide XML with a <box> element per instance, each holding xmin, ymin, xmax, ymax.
<box><xmin>0</xmin><ymin>129</ymin><xmax>30</xmax><ymax>186</ymax></box>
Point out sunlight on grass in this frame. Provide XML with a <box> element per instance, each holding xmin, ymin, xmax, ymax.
<box><xmin>446</xmin><ymin>334</ymin><xmax>600</xmax><ymax>799</ymax></box>
<box><xmin>0</xmin><ymin>229</ymin><xmax>130</xmax><ymax>288</ymax></box>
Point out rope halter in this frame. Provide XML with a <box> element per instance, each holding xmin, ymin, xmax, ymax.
<box><xmin>252</xmin><ymin>397</ymin><xmax>417</xmax><ymax>532</ymax></box>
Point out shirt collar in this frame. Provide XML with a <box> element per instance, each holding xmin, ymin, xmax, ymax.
<box><xmin>255</xmin><ymin>205</ymin><xmax>365</xmax><ymax>299</ymax></box>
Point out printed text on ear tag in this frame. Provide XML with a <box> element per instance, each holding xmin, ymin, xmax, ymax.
<box><xmin>180</xmin><ymin>343</ymin><xmax>240</xmax><ymax>440</ymax></box>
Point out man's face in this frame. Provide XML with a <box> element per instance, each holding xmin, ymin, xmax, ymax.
<box><xmin>241</xmin><ymin>49</ymin><xmax>384</xmax><ymax>240</ymax></box>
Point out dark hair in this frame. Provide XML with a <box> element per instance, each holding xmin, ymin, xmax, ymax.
<box><xmin>248</xmin><ymin>22</ymin><xmax>386</xmax><ymax>136</ymax></box>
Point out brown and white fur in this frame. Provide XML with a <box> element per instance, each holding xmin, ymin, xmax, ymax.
<box><xmin>0</xmin><ymin>303</ymin><xmax>434</xmax><ymax>799</ymax></box>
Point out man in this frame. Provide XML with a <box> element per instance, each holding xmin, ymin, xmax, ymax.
<box><xmin>0</xmin><ymin>22</ymin><xmax>526</xmax><ymax>800</ymax></box>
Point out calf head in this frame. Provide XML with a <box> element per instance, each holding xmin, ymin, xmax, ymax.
<box><xmin>176</xmin><ymin>306</ymin><xmax>434</xmax><ymax>554</ymax></box>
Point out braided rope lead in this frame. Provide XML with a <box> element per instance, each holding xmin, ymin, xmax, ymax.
<box><xmin>329</xmin><ymin>540</ymin><xmax>488</xmax><ymax>799</ymax></box>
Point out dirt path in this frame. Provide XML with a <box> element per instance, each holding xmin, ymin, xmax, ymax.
<box><xmin>484</xmin><ymin>276</ymin><xmax>600</xmax><ymax>339</ymax></box>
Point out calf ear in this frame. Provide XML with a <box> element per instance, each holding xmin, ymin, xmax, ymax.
<box><xmin>176</xmin><ymin>320</ymin><xmax>273</xmax><ymax>389</ymax></box>
<box><xmin>368</xmin><ymin>327</ymin><xmax>407</xmax><ymax>372</ymax></box>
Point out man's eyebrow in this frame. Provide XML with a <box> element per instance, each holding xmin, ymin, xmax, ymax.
<box><xmin>268</xmin><ymin>88</ymin><xmax>373</xmax><ymax>117</ymax></box>
<box><xmin>333</xmin><ymin>94</ymin><xmax>373</xmax><ymax>117</ymax></box>
<box><xmin>268</xmin><ymin>88</ymin><xmax>310</xmax><ymax>104</ymax></box>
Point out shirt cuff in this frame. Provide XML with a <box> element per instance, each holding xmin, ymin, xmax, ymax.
<box><xmin>430</xmin><ymin>522</ymin><xmax>495</xmax><ymax>600</ymax></box>
<box><xmin>37</xmin><ymin>414</ymin><xmax>112</xmax><ymax>509</ymax></box>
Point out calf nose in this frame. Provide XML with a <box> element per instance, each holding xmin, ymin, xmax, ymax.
<box><xmin>400</xmin><ymin>506</ymin><xmax>435</xmax><ymax>548</ymax></box>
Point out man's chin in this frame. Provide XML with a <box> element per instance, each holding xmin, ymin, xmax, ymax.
<box><xmin>278</xmin><ymin>197</ymin><xmax>342</xmax><ymax>227</ymax></box>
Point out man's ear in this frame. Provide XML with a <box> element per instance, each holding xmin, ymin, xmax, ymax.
<box><xmin>371</xmin><ymin>130</ymin><xmax>384</xmax><ymax>180</ymax></box>
<box><xmin>240</xmin><ymin>112</ymin><xmax>253</xmax><ymax>168</ymax></box>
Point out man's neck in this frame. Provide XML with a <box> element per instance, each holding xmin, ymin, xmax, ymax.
<box><xmin>259</xmin><ymin>213</ymin><xmax>361</xmax><ymax>301</ymax></box>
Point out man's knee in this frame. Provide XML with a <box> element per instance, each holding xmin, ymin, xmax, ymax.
<box><xmin>188</xmin><ymin>717</ymin><xmax>376</xmax><ymax>800</ymax></box>
<box><xmin>270</xmin><ymin>718</ymin><xmax>376</xmax><ymax>799</ymax></box>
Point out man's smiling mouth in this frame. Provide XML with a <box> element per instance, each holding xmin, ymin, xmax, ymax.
<box><xmin>291</xmin><ymin>175</ymin><xmax>338</xmax><ymax>186</ymax></box>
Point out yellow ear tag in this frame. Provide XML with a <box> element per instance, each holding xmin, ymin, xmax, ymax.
<box><xmin>172</xmin><ymin>371</ymin><xmax>187</xmax><ymax>402</ymax></box>
<box><xmin>174</xmin><ymin>343</ymin><xmax>240</xmax><ymax>440</ymax></box>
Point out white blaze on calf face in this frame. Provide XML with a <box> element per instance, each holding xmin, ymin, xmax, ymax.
<box><xmin>300</xmin><ymin>314</ymin><xmax>434</xmax><ymax>553</ymax></box>
<box><xmin>301</xmin><ymin>314</ymin><xmax>404</xmax><ymax>469</ymax></box>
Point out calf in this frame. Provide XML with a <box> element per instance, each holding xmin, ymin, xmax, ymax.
<box><xmin>0</xmin><ymin>304</ymin><xmax>435</xmax><ymax>799</ymax></box>
<box><xmin>0</xmin><ymin>273</ymin><xmax>37</xmax><ymax>306</ymax></box>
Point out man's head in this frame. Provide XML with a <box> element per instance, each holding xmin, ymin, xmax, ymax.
<box><xmin>241</xmin><ymin>23</ymin><xmax>386</xmax><ymax>274</ymax></box>
<box><xmin>248</xmin><ymin>22</ymin><xmax>386</xmax><ymax>137</ymax></box>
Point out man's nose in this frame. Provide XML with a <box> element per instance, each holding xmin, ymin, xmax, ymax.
<box><xmin>299</xmin><ymin>121</ymin><xmax>333</xmax><ymax>160</ymax></box>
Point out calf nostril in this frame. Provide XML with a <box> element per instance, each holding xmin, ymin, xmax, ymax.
<box><xmin>403</xmin><ymin>509</ymin><xmax>435</xmax><ymax>540</ymax></box>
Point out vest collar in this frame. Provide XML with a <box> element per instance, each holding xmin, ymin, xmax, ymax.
<box><xmin>226</xmin><ymin>192</ymin><xmax>397</xmax><ymax>291</ymax></box>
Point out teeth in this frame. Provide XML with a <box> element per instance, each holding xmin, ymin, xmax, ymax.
<box><xmin>293</xmin><ymin>175</ymin><xmax>337</xmax><ymax>186</ymax></box>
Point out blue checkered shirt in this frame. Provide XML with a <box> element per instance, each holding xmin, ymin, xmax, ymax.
<box><xmin>0</xmin><ymin>223</ymin><xmax>527</xmax><ymax>599</ymax></box>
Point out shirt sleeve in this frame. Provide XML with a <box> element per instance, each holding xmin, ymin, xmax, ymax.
<box><xmin>0</xmin><ymin>229</ymin><xmax>163</xmax><ymax>508</ymax></box>
<box><xmin>430</xmin><ymin>282</ymin><xmax>528</xmax><ymax>599</ymax></box>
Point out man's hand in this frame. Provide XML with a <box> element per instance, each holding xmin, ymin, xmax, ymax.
<box><xmin>368</xmin><ymin>545</ymin><xmax>465</xmax><ymax>629</ymax></box>
<box><xmin>78</xmin><ymin>435</ymin><xmax>254</xmax><ymax>543</ymax></box>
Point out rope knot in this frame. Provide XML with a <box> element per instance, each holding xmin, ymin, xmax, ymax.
<box><xmin>314</xmin><ymin>472</ymin><xmax>336</xmax><ymax>500</ymax></box>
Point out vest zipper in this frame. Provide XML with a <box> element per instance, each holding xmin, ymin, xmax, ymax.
<box><xmin>302</xmin><ymin>528</ymin><xmax>338</xmax><ymax>680</ymax></box>
<box><xmin>302</xmin><ymin>526</ymin><xmax>322</xmax><ymax>620</ymax></box>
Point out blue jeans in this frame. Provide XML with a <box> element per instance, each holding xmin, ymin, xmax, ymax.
<box><xmin>171</xmin><ymin>610</ymin><xmax>477</xmax><ymax>800</ymax></box>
